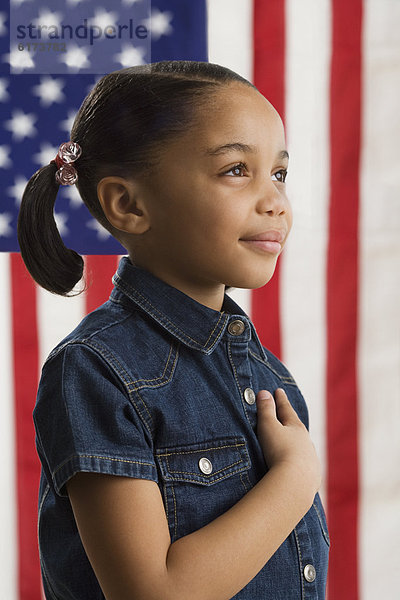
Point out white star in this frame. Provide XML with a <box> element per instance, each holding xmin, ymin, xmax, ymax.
<box><xmin>31</xmin><ymin>76</ymin><xmax>66</xmax><ymax>107</ymax></box>
<box><xmin>0</xmin><ymin>145</ymin><xmax>12</xmax><ymax>169</ymax></box>
<box><xmin>61</xmin><ymin>185</ymin><xmax>83</xmax><ymax>209</ymax></box>
<box><xmin>88</xmin><ymin>8</ymin><xmax>119</xmax><ymax>32</ymax></box>
<box><xmin>66</xmin><ymin>0</ymin><xmax>89</xmax><ymax>6</ymax></box>
<box><xmin>59</xmin><ymin>109</ymin><xmax>78</xmax><ymax>134</ymax></box>
<box><xmin>7</xmin><ymin>175</ymin><xmax>29</xmax><ymax>206</ymax></box>
<box><xmin>32</xmin><ymin>9</ymin><xmax>64</xmax><ymax>36</ymax></box>
<box><xmin>87</xmin><ymin>218</ymin><xmax>111</xmax><ymax>241</ymax></box>
<box><xmin>54</xmin><ymin>212</ymin><xmax>69</xmax><ymax>237</ymax></box>
<box><xmin>0</xmin><ymin>12</ymin><xmax>7</xmax><ymax>37</ymax></box>
<box><xmin>4</xmin><ymin>109</ymin><xmax>37</xmax><ymax>142</ymax></box>
<box><xmin>122</xmin><ymin>0</ymin><xmax>143</xmax><ymax>6</ymax></box>
<box><xmin>142</xmin><ymin>8</ymin><xmax>173</xmax><ymax>42</ymax></box>
<box><xmin>0</xmin><ymin>213</ymin><xmax>13</xmax><ymax>238</ymax></box>
<box><xmin>10</xmin><ymin>0</ymin><xmax>33</xmax><ymax>6</ymax></box>
<box><xmin>114</xmin><ymin>43</ymin><xmax>146</xmax><ymax>68</ymax></box>
<box><xmin>0</xmin><ymin>78</ymin><xmax>10</xmax><ymax>102</ymax></box>
<box><xmin>58</xmin><ymin>44</ymin><xmax>91</xmax><ymax>72</ymax></box>
<box><xmin>32</xmin><ymin>142</ymin><xmax>59</xmax><ymax>166</ymax></box>
<box><xmin>5</xmin><ymin>44</ymin><xmax>35</xmax><ymax>74</ymax></box>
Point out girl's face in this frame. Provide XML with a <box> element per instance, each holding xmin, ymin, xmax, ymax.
<box><xmin>131</xmin><ymin>81</ymin><xmax>292</xmax><ymax>310</ymax></box>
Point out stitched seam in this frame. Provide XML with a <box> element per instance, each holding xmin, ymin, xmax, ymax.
<box><xmin>114</xmin><ymin>274</ymin><xmax>228</xmax><ymax>350</ymax></box>
<box><xmin>249</xmin><ymin>349</ymin><xmax>270</xmax><ymax>366</ymax></box>
<box><xmin>171</xmin><ymin>483</ymin><xmax>178</xmax><ymax>540</ymax></box>
<box><xmin>248</xmin><ymin>349</ymin><xmax>297</xmax><ymax>384</ymax></box>
<box><xmin>228</xmin><ymin>343</ymin><xmax>242</xmax><ymax>398</ymax></box>
<box><xmin>127</xmin><ymin>344</ymin><xmax>179</xmax><ymax>391</ymax></box>
<box><xmin>239</xmin><ymin>471</ymin><xmax>249</xmax><ymax>493</ymax></box>
<box><xmin>127</xmin><ymin>388</ymin><xmax>154</xmax><ymax>433</ymax></box>
<box><xmin>45</xmin><ymin>315</ymin><xmax>134</xmax><ymax>365</ymax></box>
<box><xmin>249</xmin><ymin>324</ymin><xmax>269</xmax><ymax>362</ymax></box>
<box><xmin>84</xmin><ymin>340</ymin><xmax>155</xmax><ymax>430</ymax></box>
<box><xmin>53</xmin><ymin>454</ymin><xmax>155</xmax><ymax>478</ymax></box>
<box><xmin>161</xmin><ymin>466</ymin><xmax>250</xmax><ymax>485</ymax></box>
<box><xmin>228</xmin><ymin>342</ymin><xmax>254</xmax><ymax>428</ymax></box>
<box><xmin>108</xmin><ymin>296</ymin><xmax>133</xmax><ymax>309</ymax></box>
<box><xmin>244</xmin><ymin>471</ymin><xmax>252</xmax><ymax>491</ymax></box>
<box><xmin>294</xmin><ymin>526</ymin><xmax>305</xmax><ymax>600</ymax></box>
<box><xmin>125</xmin><ymin>343</ymin><xmax>179</xmax><ymax>433</ymax></box>
<box><xmin>157</xmin><ymin>442</ymin><xmax>245</xmax><ymax>457</ymax></box>
<box><xmin>313</xmin><ymin>501</ymin><xmax>330</xmax><ymax>543</ymax></box>
<box><xmin>165</xmin><ymin>457</ymin><xmax>244</xmax><ymax>478</ymax></box>
<box><xmin>127</xmin><ymin>344</ymin><xmax>174</xmax><ymax>385</ymax></box>
<box><xmin>84</xmin><ymin>340</ymin><xmax>136</xmax><ymax>387</ymax></box>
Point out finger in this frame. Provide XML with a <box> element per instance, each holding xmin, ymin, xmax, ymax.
<box><xmin>256</xmin><ymin>390</ymin><xmax>276</xmax><ymax>419</ymax></box>
<box><xmin>274</xmin><ymin>388</ymin><xmax>300</xmax><ymax>425</ymax></box>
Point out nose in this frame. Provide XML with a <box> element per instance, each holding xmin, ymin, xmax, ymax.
<box><xmin>256</xmin><ymin>180</ymin><xmax>288</xmax><ymax>216</ymax></box>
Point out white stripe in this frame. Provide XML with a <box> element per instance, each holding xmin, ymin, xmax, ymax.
<box><xmin>359</xmin><ymin>1</ymin><xmax>400</xmax><ymax>597</ymax></box>
<box><xmin>207</xmin><ymin>0</ymin><xmax>253</xmax><ymax>82</ymax></box>
<box><xmin>207</xmin><ymin>0</ymin><xmax>252</xmax><ymax>316</ymax></box>
<box><xmin>0</xmin><ymin>254</ymin><xmax>18</xmax><ymax>600</ymax></box>
<box><xmin>37</xmin><ymin>284</ymin><xmax>85</xmax><ymax>368</ymax></box>
<box><xmin>282</xmin><ymin>0</ymin><xmax>332</xmax><ymax>498</ymax></box>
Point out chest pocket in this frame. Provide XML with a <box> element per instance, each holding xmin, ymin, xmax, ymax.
<box><xmin>156</xmin><ymin>436</ymin><xmax>251</xmax><ymax>541</ymax></box>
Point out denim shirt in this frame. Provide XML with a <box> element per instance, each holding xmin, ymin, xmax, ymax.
<box><xmin>34</xmin><ymin>256</ymin><xmax>329</xmax><ymax>599</ymax></box>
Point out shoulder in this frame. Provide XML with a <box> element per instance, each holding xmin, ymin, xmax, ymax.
<box><xmin>43</xmin><ymin>294</ymin><xmax>170</xmax><ymax>368</ymax></box>
<box><xmin>44</xmin><ymin>297</ymin><xmax>137</xmax><ymax>362</ymax></box>
<box><xmin>39</xmin><ymin>295</ymin><xmax>177</xmax><ymax>406</ymax></box>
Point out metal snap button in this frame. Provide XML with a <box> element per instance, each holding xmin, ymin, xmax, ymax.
<box><xmin>243</xmin><ymin>387</ymin><xmax>256</xmax><ymax>405</ymax></box>
<box><xmin>228</xmin><ymin>319</ymin><xmax>245</xmax><ymax>336</ymax></box>
<box><xmin>303</xmin><ymin>564</ymin><xmax>316</xmax><ymax>583</ymax></box>
<box><xmin>198</xmin><ymin>457</ymin><xmax>213</xmax><ymax>475</ymax></box>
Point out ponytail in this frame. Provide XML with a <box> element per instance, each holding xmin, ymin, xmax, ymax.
<box><xmin>17</xmin><ymin>162</ymin><xmax>84</xmax><ymax>296</ymax></box>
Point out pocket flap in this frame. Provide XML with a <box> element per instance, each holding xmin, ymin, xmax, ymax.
<box><xmin>156</xmin><ymin>436</ymin><xmax>250</xmax><ymax>485</ymax></box>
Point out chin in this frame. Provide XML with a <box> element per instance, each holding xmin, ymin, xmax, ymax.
<box><xmin>226</xmin><ymin>266</ymin><xmax>277</xmax><ymax>290</ymax></box>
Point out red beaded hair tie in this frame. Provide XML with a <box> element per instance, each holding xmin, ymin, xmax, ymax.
<box><xmin>51</xmin><ymin>141</ymin><xmax>82</xmax><ymax>186</ymax></box>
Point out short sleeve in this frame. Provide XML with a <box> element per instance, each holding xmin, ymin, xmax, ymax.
<box><xmin>33</xmin><ymin>343</ymin><xmax>158</xmax><ymax>497</ymax></box>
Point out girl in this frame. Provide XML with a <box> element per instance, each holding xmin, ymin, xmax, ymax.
<box><xmin>18</xmin><ymin>60</ymin><xmax>329</xmax><ymax>599</ymax></box>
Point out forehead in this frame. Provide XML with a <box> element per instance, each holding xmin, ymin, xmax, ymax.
<box><xmin>195</xmin><ymin>82</ymin><xmax>285</xmax><ymax>153</ymax></box>
<box><xmin>170</xmin><ymin>82</ymin><xmax>286</xmax><ymax>158</ymax></box>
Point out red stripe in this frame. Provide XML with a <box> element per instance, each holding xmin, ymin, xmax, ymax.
<box><xmin>251</xmin><ymin>0</ymin><xmax>286</xmax><ymax>358</ymax></box>
<box><xmin>84</xmin><ymin>255</ymin><xmax>120</xmax><ymax>314</ymax></box>
<box><xmin>326</xmin><ymin>2</ymin><xmax>363</xmax><ymax>598</ymax></box>
<box><xmin>11</xmin><ymin>254</ymin><xmax>42</xmax><ymax>600</ymax></box>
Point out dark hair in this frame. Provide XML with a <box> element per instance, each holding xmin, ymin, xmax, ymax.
<box><xmin>18</xmin><ymin>60</ymin><xmax>255</xmax><ymax>295</ymax></box>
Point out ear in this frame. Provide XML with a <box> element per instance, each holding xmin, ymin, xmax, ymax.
<box><xmin>97</xmin><ymin>177</ymin><xmax>150</xmax><ymax>235</ymax></box>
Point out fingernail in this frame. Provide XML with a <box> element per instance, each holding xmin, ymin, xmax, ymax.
<box><xmin>257</xmin><ymin>390</ymin><xmax>272</xmax><ymax>401</ymax></box>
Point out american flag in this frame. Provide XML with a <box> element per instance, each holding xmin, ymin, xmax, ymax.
<box><xmin>1</xmin><ymin>1</ymin><xmax>399</xmax><ymax>599</ymax></box>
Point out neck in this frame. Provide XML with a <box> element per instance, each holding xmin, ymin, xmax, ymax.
<box><xmin>129</xmin><ymin>255</ymin><xmax>226</xmax><ymax>312</ymax></box>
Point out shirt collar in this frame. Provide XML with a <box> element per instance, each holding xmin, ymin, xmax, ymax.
<box><xmin>110</xmin><ymin>257</ymin><xmax>251</xmax><ymax>355</ymax></box>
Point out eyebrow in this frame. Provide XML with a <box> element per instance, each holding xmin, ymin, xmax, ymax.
<box><xmin>203</xmin><ymin>142</ymin><xmax>289</xmax><ymax>161</ymax></box>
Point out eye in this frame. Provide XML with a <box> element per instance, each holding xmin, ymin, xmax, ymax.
<box><xmin>272</xmin><ymin>169</ymin><xmax>288</xmax><ymax>183</ymax></box>
<box><xmin>223</xmin><ymin>162</ymin><xmax>248</xmax><ymax>177</ymax></box>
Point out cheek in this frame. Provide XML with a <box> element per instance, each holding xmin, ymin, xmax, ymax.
<box><xmin>284</xmin><ymin>195</ymin><xmax>293</xmax><ymax>230</ymax></box>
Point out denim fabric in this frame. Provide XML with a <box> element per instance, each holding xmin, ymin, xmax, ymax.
<box><xmin>34</xmin><ymin>256</ymin><xmax>329</xmax><ymax>599</ymax></box>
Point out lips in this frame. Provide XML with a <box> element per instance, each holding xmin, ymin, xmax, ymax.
<box><xmin>239</xmin><ymin>229</ymin><xmax>286</xmax><ymax>255</ymax></box>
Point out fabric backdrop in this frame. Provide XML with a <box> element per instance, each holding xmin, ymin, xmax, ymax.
<box><xmin>0</xmin><ymin>1</ymin><xmax>399</xmax><ymax>598</ymax></box>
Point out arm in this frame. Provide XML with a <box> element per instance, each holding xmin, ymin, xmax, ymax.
<box><xmin>67</xmin><ymin>389</ymin><xmax>321</xmax><ymax>600</ymax></box>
